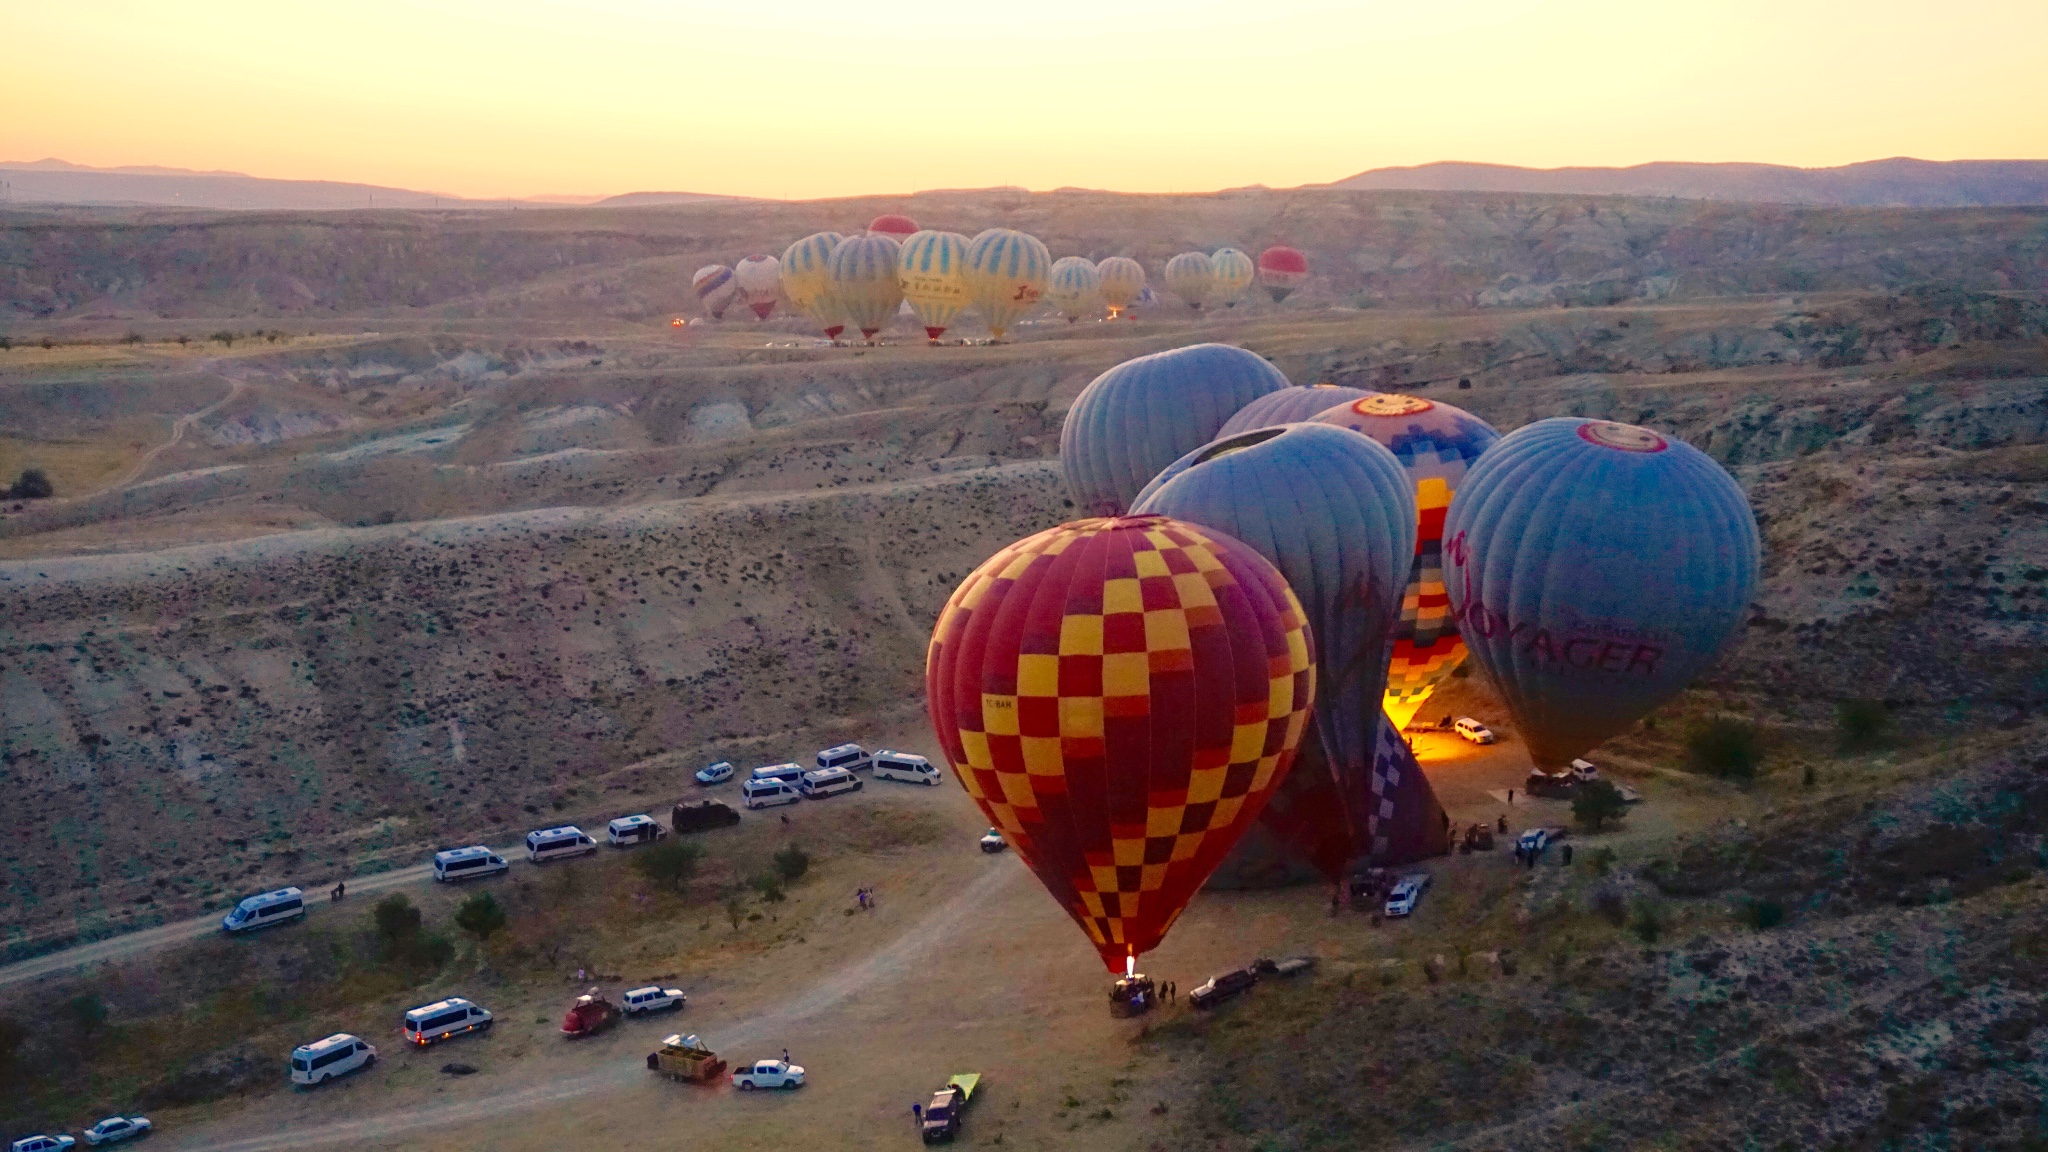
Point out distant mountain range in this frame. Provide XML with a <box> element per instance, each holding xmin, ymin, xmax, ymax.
<box><xmin>1325</xmin><ymin>158</ymin><xmax>2048</xmax><ymax>207</ymax></box>
<box><xmin>0</xmin><ymin>159</ymin><xmax>728</xmax><ymax>211</ymax></box>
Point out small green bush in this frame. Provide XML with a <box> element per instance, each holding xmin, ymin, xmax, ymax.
<box><xmin>773</xmin><ymin>844</ymin><xmax>811</xmax><ymax>883</ymax></box>
<box><xmin>1685</xmin><ymin>716</ymin><xmax>1763</xmax><ymax>780</ymax></box>
<box><xmin>1836</xmin><ymin>699</ymin><xmax>1889</xmax><ymax>751</ymax></box>
<box><xmin>1572</xmin><ymin>779</ymin><xmax>1628</xmax><ymax>832</ymax></box>
<box><xmin>67</xmin><ymin>992</ymin><xmax>108</xmax><ymax>1038</ymax></box>
<box><xmin>632</xmin><ymin>841</ymin><xmax>704</xmax><ymax>892</ymax></box>
<box><xmin>373</xmin><ymin>893</ymin><xmax>423</xmax><ymax>945</ymax></box>
<box><xmin>753</xmin><ymin>875</ymin><xmax>786</xmax><ymax>902</ymax></box>
<box><xmin>1630</xmin><ymin>901</ymin><xmax>1664</xmax><ymax>944</ymax></box>
<box><xmin>8</xmin><ymin>469</ymin><xmax>53</xmax><ymax>500</ymax></box>
<box><xmin>1737</xmin><ymin>898</ymin><xmax>1785</xmax><ymax>930</ymax></box>
<box><xmin>454</xmin><ymin>891</ymin><xmax>507</xmax><ymax>941</ymax></box>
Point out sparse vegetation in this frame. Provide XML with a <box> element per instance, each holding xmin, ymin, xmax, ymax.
<box><xmin>1629</xmin><ymin>900</ymin><xmax>1665</xmax><ymax>944</ymax></box>
<box><xmin>631</xmin><ymin>840</ymin><xmax>704</xmax><ymax>892</ymax></box>
<box><xmin>1684</xmin><ymin>716</ymin><xmax>1763</xmax><ymax>780</ymax></box>
<box><xmin>211</xmin><ymin>329</ymin><xmax>236</xmax><ymax>347</ymax></box>
<box><xmin>1836</xmin><ymin>698</ymin><xmax>1890</xmax><ymax>751</ymax></box>
<box><xmin>1737</xmin><ymin>896</ymin><xmax>1785</xmax><ymax>930</ymax></box>
<box><xmin>774</xmin><ymin>843</ymin><xmax>811</xmax><ymax>882</ymax></box>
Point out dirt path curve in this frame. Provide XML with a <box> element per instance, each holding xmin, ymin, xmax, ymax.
<box><xmin>168</xmin><ymin>862</ymin><xmax>1022</xmax><ymax>1152</ymax></box>
<box><xmin>0</xmin><ymin>847</ymin><xmax>509</xmax><ymax>991</ymax></box>
<box><xmin>88</xmin><ymin>375</ymin><xmax>245</xmax><ymax>498</ymax></box>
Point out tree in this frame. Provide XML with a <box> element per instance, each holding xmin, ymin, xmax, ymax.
<box><xmin>1685</xmin><ymin>716</ymin><xmax>1763</xmax><ymax>781</ymax></box>
<box><xmin>211</xmin><ymin>330</ymin><xmax>236</xmax><ymax>347</ymax></box>
<box><xmin>175</xmin><ymin>334</ymin><xmax>190</xmax><ymax>347</ymax></box>
<box><xmin>374</xmin><ymin>893</ymin><xmax>423</xmax><ymax>945</ymax></box>
<box><xmin>773</xmin><ymin>844</ymin><xmax>811</xmax><ymax>883</ymax></box>
<box><xmin>1836</xmin><ymin>699</ymin><xmax>1889</xmax><ymax>751</ymax></box>
<box><xmin>1572</xmin><ymin>779</ymin><xmax>1628</xmax><ymax>832</ymax></box>
<box><xmin>121</xmin><ymin>331</ymin><xmax>144</xmax><ymax>345</ymax></box>
<box><xmin>631</xmin><ymin>841</ymin><xmax>704</xmax><ymax>893</ymax></box>
<box><xmin>454</xmin><ymin>892</ymin><xmax>507</xmax><ymax>941</ymax></box>
<box><xmin>0</xmin><ymin>1014</ymin><xmax>23</xmax><ymax>1087</ymax></box>
<box><xmin>67</xmin><ymin>992</ymin><xmax>108</xmax><ymax>1039</ymax></box>
<box><xmin>9</xmin><ymin>469</ymin><xmax>53</xmax><ymax>499</ymax></box>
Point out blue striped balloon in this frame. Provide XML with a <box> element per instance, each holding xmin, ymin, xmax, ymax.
<box><xmin>964</xmin><ymin>228</ymin><xmax>1051</xmax><ymax>341</ymax></box>
<box><xmin>1060</xmin><ymin>343</ymin><xmax>1291</xmax><ymax>516</ymax></box>
<box><xmin>1444</xmin><ymin>418</ymin><xmax>1761</xmax><ymax>768</ymax></box>
<box><xmin>1215</xmin><ymin>384</ymin><xmax>1379</xmax><ymax>439</ymax></box>
<box><xmin>1045</xmin><ymin>256</ymin><xmax>1102</xmax><ymax>322</ymax></box>
<box><xmin>827</xmin><ymin>233</ymin><xmax>903</xmax><ymax>340</ymax></box>
<box><xmin>898</xmin><ymin>230</ymin><xmax>971</xmax><ymax>341</ymax></box>
<box><xmin>781</xmin><ymin>231</ymin><xmax>847</xmax><ymax>340</ymax></box>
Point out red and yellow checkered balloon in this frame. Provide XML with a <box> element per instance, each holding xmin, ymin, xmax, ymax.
<box><xmin>926</xmin><ymin>515</ymin><xmax>1317</xmax><ymax>972</ymax></box>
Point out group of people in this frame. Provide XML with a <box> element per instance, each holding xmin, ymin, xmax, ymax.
<box><xmin>855</xmin><ymin>885</ymin><xmax>876</xmax><ymax>910</ymax></box>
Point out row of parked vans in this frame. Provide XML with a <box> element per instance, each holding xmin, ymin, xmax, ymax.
<box><xmin>706</xmin><ymin>745</ymin><xmax>941</xmax><ymax>809</ymax></box>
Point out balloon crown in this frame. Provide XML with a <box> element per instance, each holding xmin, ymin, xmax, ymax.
<box><xmin>1578</xmin><ymin>421</ymin><xmax>1669</xmax><ymax>453</ymax></box>
<box><xmin>1352</xmin><ymin>394</ymin><xmax>1434</xmax><ymax>417</ymax></box>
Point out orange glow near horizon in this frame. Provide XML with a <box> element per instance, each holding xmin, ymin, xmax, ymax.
<box><xmin>5</xmin><ymin>1</ymin><xmax>2045</xmax><ymax>202</ymax></box>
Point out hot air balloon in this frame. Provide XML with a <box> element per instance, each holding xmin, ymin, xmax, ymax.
<box><xmin>1210</xmin><ymin>248</ymin><xmax>1254</xmax><ymax>308</ymax></box>
<box><xmin>925</xmin><ymin>514</ymin><xmax>1316</xmax><ymax>972</ymax></box>
<box><xmin>1061</xmin><ymin>343</ymin><xmax>1291</xmax><ymax>517</ymax></box>
<box><xmin>692</xmin><ymin>264</ymin><xmax>738</xmax><ymax>319</ymax></box>
<box><xmin>964</xmin><ymin>229</ymin><xmax>1051</xmax><ymax>341</ymax></box>
<box><xmin>827</xmin><ymin>233</ymin><xmax>903</xmax><ymax>342</ymax></box>
<box><xmin>1163</xmin><ymin>252</ymin><xmax>1214</xmax><ymax>310</ymax></box>
<box><xmin>732</xmin><ymin>255</ymin><xmax>782</xmax><ymax>320</ymax></box>
<box><xmin>781</xmin><ymin>231</ymin><xmax>848</xmax><ymax>342</ymax></box>
<box><xmin>1131</xmin><ymin>422</ymin><xmax>1425</xmax><ymax>860</ymax></box>
<box><xmin>1444</xmin><ymin>418</ymin><xmax>1761</xmax><ymax>768</ymax></box>
<box><xmin>868</xmin><ymin>213</ymin><xmax>919</xmax><ymax>241</ymax></box>
<box><xmin>1313</xmin><ymin>395</ymin><xmax>1502</xmax><ymax>730</ymax></box>
<box><xmin>898</xmin><ymin>230</ymin><xmax>971</xmax><ymax>344</ymax></box>
<box><xmin>1046</xmin><ymin>257</ymin><xmax>1102</xmax><ymax>322</ymax></box>
<box><xmin>1258</xmin><ymin>246</ymin><xmax>1309</xmax><ymax>302</ymax></box>
<box><xmin>1097</xmin><ymin>257</ymin><xmax>1146</xmax><ymax>320</ymax></box>
<box><xmin>1214</xmin><ymin>384</ymin><xmax>1378</xmax><ymax>439</ymax></box>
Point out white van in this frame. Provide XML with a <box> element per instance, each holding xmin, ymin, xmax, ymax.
<box><xmin>402</xmin><ymin>997</ymin><xmax>493</xmax><ymax>1047</ymax></box>
<box><xmin>290</xmin><ymin>1033</ymin><xmax>376</xmax><ymax>1086</ymax></box>
<box><xmin>815</xmin><ymin>743</ymin><xmax>871</xmax><ymax>773</ymax></box>
<box><xmin>799</xmin><ymin>767</ymin><xmax>862</xmax><ymax>799</ymax></box>
<box><xmin>607</xmin><ymin>814</ymin><xmax>668</xmax><ymax>846</ymax></box>
<box><xmin>873</xmin><ymin>750</ymin><xmax>942</xmax><ymax>786</ymax></box>
<box><xmin>750</xmin><ymin>763</ymin><xmax>804</xmax><ymax>786</ymax></box>
<box><xmin>433</xmin><ymin>846</ymin><xmax>509</xmax><ymax>882</ymax></box>
<box><xmin>741</xmin><ymin>778</ymin><xmax>801</xmax><ymax>809</ymax></box>
<box><xmin>525</xmin><ymin>825</ymin><xmax>598</xmax><ymax>863</ymax></box>
<box><xmin>221</xmin><ymin>887</ymin><xmax>306</xmax><ymax>934</ymax></box>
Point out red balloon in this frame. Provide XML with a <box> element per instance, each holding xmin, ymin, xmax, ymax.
<box><xmin>926</xmin><ymin>515</ymin><xmax>1317</xmax><ymax>971</ymax></box>
<box><xmin>869</xmin><ymin>214</ymin><xmax>919</xmax><ymax>240</ymax></box>
<box><xmin>1257</xmin><ymin>246</ymin><xmax>1310</xmax><ymax>302</ymax></box>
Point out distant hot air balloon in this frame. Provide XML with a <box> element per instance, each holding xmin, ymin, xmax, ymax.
<box><xmin>1210</xmin><ymin>248</ymin><xmax>1254</xmax><ymax>308</ymax></box>
<box><xmin>1214</xmin><ymin>384</ymin><xmax>1378</xmax><ymax>439</ymax></box>
<box><xmin>1445</xmin><ymin>418</ymin><xmax>1761</xmax><ymax>768</ymax></box>
<box><xmin>1164</xmin><ymin>252</ymin><xmax>1214</xmax><ymax>310</ymax></box>
<box><xmin>1133</xmin><ymin>423</ymin><xmax>1440</xmax><ymax>862</ymax></box>
<box><xmin>1314</xmin><ymin>395</ymin><xmax>1502</xmax><ymax>730</ymax></box>
<box><xmin>1045</xmin><ymin>257</ymin><xmax>1102</xmax><ymax>322</ymax></box>
<box><xmin>1061</xmin><ymin>343</ymin><xmax>1290</xmax><ymax>516</ymax></box>
<box><xmin>1096</xmin><ymin>257</ymin><xmax>1146</xmax><ymax>320</ymax></box>
<box><xmin>926</xmin><ymin>514</ymin><xmax>1316</xmax><ymax>972</ymax></box>
<box><xmin>827</xmin><ymin>233</ymin><xmax>903</xmax><ymax>342</ymax></box>
<box><xmin>898</xmin><ymin>230</ymin><xmax>972</xmax><ymax>344</ymax></box>
<box><xmin>781</xmin><ymin>231</ymin><xmax>848</xmax><ymax>341</ymax></box>
<box><xmin>868</xmin><ymin>214</ymin><xmax>919</xmax><ymax>241</ymax></box>
<box><xmin>1257</xmin><ymin>246</ymin><xmax>1309</xmax><ymax>302</ymax></box>
<box><xmin>692</xmin><ymin>264</ymin><xmax>738</xmax><ymax>320</ymax></box>
<box><xmin>732</xmin><ymin>255</ymin><xmax>782</xmax><ymax>320</ymax></box>
<box><xmin>964</xmin><ymin>228</ymin><xmax>1051</xmax><ymax>342</ymax></box>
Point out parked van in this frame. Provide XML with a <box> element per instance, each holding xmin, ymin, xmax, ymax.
<box><xmin>872</xmin><ymin>750</ymin><xmax>941</xmax><ymax>786</ymax></box>
<box><xmin>740</xmin><ymin>778</ymin><xmax>800</xmax><ymax>810</ymax></box>
<box><xmin>433</xmin><ymin>846</ymin><xmax>508</xmax><ymax>883</ymax></box>
<box><xmin>1452</xmin><ymin>717</ymin><xmax>1497</xmax><ymax>744</ymax></box>
<box><xmin>750</xmin><ymin>763</ymin><xmax>804</xmax><ymax>786</ymax></box>
<box><xmin>607</xmin><ymin>814</ymin><xmax>668</xmax><ymax>846</ymax></box>
<box><xmin>799</xmin><ymin>767</ymin><xmax>862</xmax><ymax>800</ymax></box>
<box><xmin>403</xmin><ymin>997</ymin><xmax>493</xmax><ymax>1046</ymax></box>
<box><xmin>815</xmin><ymin>743</ymin><xmax>871</xmax><ymax>773</ymax></box>
<box><xmin>290</xmin><ymin>1033</ymin><xmax>376</xmax><ymax>1086</ymax></box>
<box><xmin>221</xmin><ymin>887</ymin><xmax>306</xmax><ymax>934</ymax></box>
<box><xmin>525</xmin><ymin>825</ymin><xmax>597</xmax><ymax>863</ymax></box>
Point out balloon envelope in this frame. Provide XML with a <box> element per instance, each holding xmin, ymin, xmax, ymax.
<box><xmin>926</xmin><ymin>514</ymin><xmax>1316</xmax><ymax>971</ymax></box>
<box><xmin>1132</xmin><ymin>423</ymin><xmax>1420</xmax><ymax>858</ymax></box>
<box><xmin>898</xmin><ymin>230</ymin><xmax>971</xmax><ymax>343</ymax></box>
<box><xmin>964</xmin><ymin>229</ymin><xmax>1051</xmax><ymax>341</ymax></box>
<box><xmin>692</xmin><ymin>264</ymin><xmax>738</xmax><ymax>319</ymax></box>
<box><xmin>1061</xmin><ymin>343</ymin><xmax>1291</xmax><ymax>516</ymax></box>
<box><xmin>1046</xmin><ymin>257</ymin><xmax>1103</xmax><ymax>322</ymax></box>
<box><xmin>1444</xmin><ymin>418</ymin><xmax>1761</xmax><ymax>767</ymax></box>
<box><xmin>781</xmin><ymin>232</ymin><xmax>847</xmax><ymax>340</ymax></box>
<box><xmin>1096</xmin><ymin>257</ymin><xmax>1147</xmax><ymax>318</ymax></box>
<box><xmin>827</xmin><ymin>233</ymin><xmax>903</xmax><ymax>340</ymax></box>
<box><xmin>1215</xmin><ymin>384</ymin><xmax>1378</xmax><ymax>439</ymax></box>
<box><xmin>868</xmin><ymin>213</ymin><xmax>918</xmax><ymax>240</ymax></box>
<box><xmin>1314</xmin><ymin>395</ymin><xmax>1502</xmax><ymax>729</ymax></box>
<box><xmin>1258</xmin><ymin>246</ymin><xmax>1309</xmax><ymax>302</ymax></box>
<box><xmin>1164</xmin><ymin>252</ymin><xmax>1214</xmax><ymax>310</ymax></box>
<box><xmin>1210</xmin><ymin>248</ymin><xmax>1254</xmax><ymax>307</ymax></box>
<box><xmin>732</xmin><ymin>255</ymin><xmax>781</xmax><ymax>319</ymax></box>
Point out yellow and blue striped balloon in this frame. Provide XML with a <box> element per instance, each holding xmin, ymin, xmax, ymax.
<box><xmin>964</xmin><ymin>228</ymin><xmax>1051</xmax><ymax>341</ymax></box>
<box><xmin>1096</xmin><ymin>256</ymin><xmax>1146</xmax><ymax>318</ymax></box>
<box><xmin>1045</xmin><ymin>257</ymin><xmax>1102</xmax><ymax>322</ymax></box>
<box><xmin>1164</xmin><ymin>251</ymin><xmax>1214</xmax><ymax>310</ymax></box>
<box><xmin>898</xmin><ymin>230</ymin><xmax>971</xmax><ymax>343</ymax></box>
<box><xmin>828</xmin><ymin>233</ymin><xmax>903</xmax><ymax>341</ymax></box>
<box><xmin>781</xmin><ymin>231</ymin><xmax>847</xmax><ymax>340</ymax></box>
<box><xmin>1211</xmin><ymin>247</ymin><xmax>1254</xmax><ymax>307</ymax></box>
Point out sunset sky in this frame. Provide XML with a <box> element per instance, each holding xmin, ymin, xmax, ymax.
<box><xmin>6</xmin><ymin>0</ymin><xmax>2046</xmax><ymax>201</ymax></box>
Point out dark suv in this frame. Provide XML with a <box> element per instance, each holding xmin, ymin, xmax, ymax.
<box><xmin>1188</xmin><ymin>965</ymin><xmax>1259</xmax><ymax>1009</ymax></box>
<box><xmin>671</xmin><ymin>799</ymin><xmax>741</xmax><ymax>833</ymax></box>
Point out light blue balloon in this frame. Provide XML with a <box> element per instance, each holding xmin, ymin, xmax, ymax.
<box><xmin>1060</xmin><ymin>343</ymin><xmax>1290</xmax><ymax>516</ymax></box>
<box><xmin>1444</xmin><ymin>417</ymin><xmax>1761</xmax><ymax>767</ymax></box>
<box><xmin>1215</xmin><ymin>384</ymin><xmax>1378</xmax><ymax>439</ymax></box>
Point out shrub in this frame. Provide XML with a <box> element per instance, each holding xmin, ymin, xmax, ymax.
<box><xmin>1685</xmin><ymin>716</ymin><xmax>1763</xmax><ymax>780</ymax></box>
<box><xmin>121</xmin><ymin>331</ymin><xmax>144</xmax><ymax>345</ymax></box>
<box><xmin>1584</xmin><ymin>846</ymin><xmax>1618</xmax><ymax>877</ymax></box>
<box><xmin>175</xmin><ymin>334</ymin><xmax>190</xmax><ymax>347</ymax></box>
<box><xmin>211</xmin><ymin>330</ymin><xmax>236</xmax><ymax>347</ymax></box>
<box><xmin>0</xmin><ymin>336</ymin><xmax>10</xmax><ymax>351</ymax></box>
<box><xmin>1836</xmin><ymin>699</ymin><xmax>1890</xmax><ymax>751</ymax></box>
<box><xmin>1572</xmin><ymin>779</ymin><xmax>1628</xmax><ymax>832</ymax></box>
<box><xmin>632</xmin><ymin>841</ymin><xmax>704</xmax><ymax>892</ymax></box>
<box><xmin>67</xmin><ymin>992</ymin><xmax>108</xmax><ymax>1038</ymax></box>
<box><xmin>1630</xmin><ymin>901</ymin><xmax>1664</xmax><ymax>944</ymax></box>
<box><xmin>752</xmin><ymin>875</ymin><xmax>786</xmax><ymax>902</ymax></box>
<box><xmin>1591</xmin><ymin>887</ymin><xmax>1627</xmax><ymax>927</ymax></box>
<box><xmin>454</xmin><ymin>892</ymin><xmax>507</xmax><ymax>941</ymax></box>
<box><xmin>773</xmin><ymin>844</ymin><xmax>811</xmax><ymax>883</ymax></box>
<box><xmin>0</xmin><ymin>1014</ymin><xmax>23</xmax><ymax>1086</ymax></box>
<box><xmin>9</xmin><ymin>468</ymin><xmax>54</xmax><ymax>499</ymax></box>
<box><xmin>1737</xmin><ymin>897</ymin><xmax>1785</xmax><ymax>930</ymax></box>
<box><xmin>373</xmin><ymin>893</ymin><xmax>423</xmax><ymax>945</ymax></box>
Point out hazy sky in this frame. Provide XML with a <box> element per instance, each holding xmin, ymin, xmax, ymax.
<box><xmin>7</xmin><ymin>0</ymin><xmax>2046</xmax><ymax>200</ymax></box>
